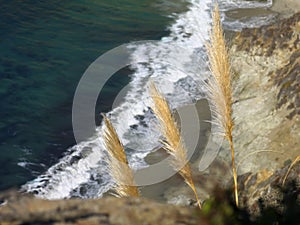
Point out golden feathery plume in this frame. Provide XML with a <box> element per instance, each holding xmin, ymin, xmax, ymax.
<box><xmin>206</xmin><ymin>3</ymin><xmax>239</xmax><ymax>206</ymax></box>
<box><xmin>149</xmin><ymin>82</ymin><xmax>201</xmax><ymax>209</ymax></box>
<box><xmin>102</xmin><ymin>114</ymin><xmax>139</xmax><ymax>197</ymax></box>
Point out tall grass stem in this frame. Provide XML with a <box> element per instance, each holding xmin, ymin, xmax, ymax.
<box><xmin>206</xmin><ymin>3</ymin><xmax>239</xmax><ymax>206</ymax></box>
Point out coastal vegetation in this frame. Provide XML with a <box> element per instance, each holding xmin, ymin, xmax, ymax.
<box><xmin>205</xmin><ymin>4</ymin><xmax>238</xmax><ymax>207</ymax></box>
<box><xmin>100</xmin><ymin>3</ymin><xmax>239</xmax><ymax>209</ymax></box>
<box><xmin>149</xmin><ymin>81</ymin><xmax>201</xmax><ymax>209</ymax></box>
<box><xmin>102</xmin><ymin>114</ymin><xmax>139</xmax><ymax>197</ymax></box>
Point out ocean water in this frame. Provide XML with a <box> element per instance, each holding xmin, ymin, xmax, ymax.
<box><xmin>0</xmin><ymin>0</ymin><xmax>172</xmax><ymax>191</ymax></box>
<box><xmin>1</xmin><ymin>0</ymin><xmax>274</xmax><ymax>197</ymax></box>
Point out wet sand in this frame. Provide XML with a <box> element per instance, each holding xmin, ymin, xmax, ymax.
<box><xmin>140</xmin><ymin>99</ymin><xmax>213</xmax><ymax>202</ymax></box>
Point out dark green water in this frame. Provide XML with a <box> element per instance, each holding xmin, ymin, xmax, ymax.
<box><xmin>0</xmin><ymin>0</ymin><xmax>176</xmax><ymax>190</ymax></box>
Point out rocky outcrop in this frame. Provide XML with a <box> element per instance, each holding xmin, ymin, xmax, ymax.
<box><xmin>0</xmin><ymin>194</ymin><xmax>200</xmax><ymax>225</ymax></box>
<box><xmin>162</xmin><ymin>11</ymin><xmax>300</xmax><ymax>207</ymax></box>
<box><xmin>0</xmin><ymin>161</ymin><xmax>299</xmax><ymax>225</ymax></box>
<box><xmin>227</xmin><ymin>12</ymin><xmax>300</xmax><ymax>174</ymax></box>
<box><xmin>234</xmin><ymin>12</ymin><xmax>300</xmax><ymax>119</ymax></box>
<box><xmin>271</xmin><ymin>0</ymin><xmax>300</xmax><ymax>17</ymax></box>
<box><xmin>238</xmin><ymin>160</ymin><xmax>300</xmax><ymax>217</ymax></box>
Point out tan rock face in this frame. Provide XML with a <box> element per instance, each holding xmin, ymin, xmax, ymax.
<box><xmin>271</xmin><ymin>0</ymin><xmax>300</xmax><ymax>17</ymax></box>
<box><xmin>155</xmin><ymin>13</ymin><xmax>300</xmax><ymax>206</ymax></box>
<box><xmin>234</xmin><ymin>12</ymin><xmax>300</xmax><ymax>56</ymax></box>
<box><xmin>228</xmin><ymin>12</ymin><xmax>300</xmax><ymax>175</ymax></box>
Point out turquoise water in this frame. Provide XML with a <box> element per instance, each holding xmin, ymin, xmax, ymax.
<box><xmin>0</xmin><ymin>0</ymin><xmax>175</xmax><ymax>190</ymax></box>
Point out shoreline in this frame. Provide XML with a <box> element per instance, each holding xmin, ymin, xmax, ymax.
<box><xmin>142</xmin><ymin>5</ymin><xmax>300</xmax><ymax>204</ymax></box>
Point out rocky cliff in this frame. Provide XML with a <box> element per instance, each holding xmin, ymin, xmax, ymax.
<box><xmin>229</xmin><ymin>12</ymin><xmax>300</xmax><ymax>174</ymax></box>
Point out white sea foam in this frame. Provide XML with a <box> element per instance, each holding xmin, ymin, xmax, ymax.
<box><xmin>22</xmin><ymin>0</ymin><xmax>276</xmax><ymax>199</ymax></box>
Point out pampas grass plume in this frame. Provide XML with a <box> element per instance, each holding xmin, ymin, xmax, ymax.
<box><xmin>102</xmin><ymin>114</ymin><xmax>139</xmax><ymax>197</ymax></box>
<box><xmin>149</xmin><ymin>82</ymin><xmax>201</xmax><ymax>209</ymax></box>
<box><xmin>206</xmin><ymin>4</ymin><xmax>239</xmax><ymax>206</ymax></box>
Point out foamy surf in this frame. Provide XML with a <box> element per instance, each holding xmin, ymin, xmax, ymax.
<box><xmin>22</xmin><ymin>0</ymin><xmax>275</xmax><ymax>199</ymax></box>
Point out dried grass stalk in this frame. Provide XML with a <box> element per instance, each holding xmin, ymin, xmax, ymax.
<box><xmin>206</xmin><ymin>4</ymin><xmax>239</xmax><ymax>206</ymax></box>
<box><xmin>282</xmin><ymin>155</ymin><xmax>300</xmax><ymax>186</ymax></box>
<box><xmin>149</xmin><ymin>82</ymin><xmax>201</xmax><ymax>209</ymax></box>
<box><xmin>102</xmin><ymin>114</ymin><xmax>139</xmax><ymax>197</ymax></box>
